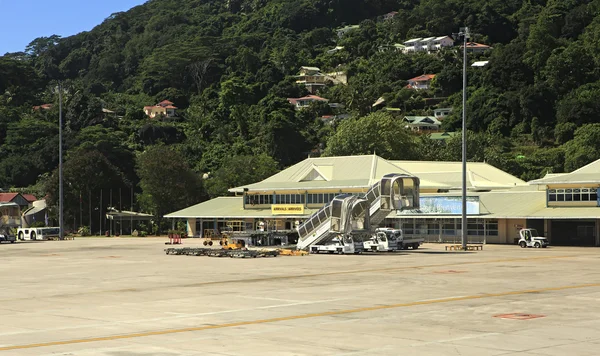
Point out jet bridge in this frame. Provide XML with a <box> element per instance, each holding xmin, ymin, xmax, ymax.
<box><xmin>296</xmin><ymin>174</ymin><xmax>419</xmax><ymax>250</ymax></box>
<box><xmin>296</xmin><ymin>194</ymin><xmax>370</xmax><ymax>250</ymax></box>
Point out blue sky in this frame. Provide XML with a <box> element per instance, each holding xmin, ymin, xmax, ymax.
<box><xmin>0</xmin><ymin>0</ymin><xmax>148</xmax><ymax>55</ymax></box>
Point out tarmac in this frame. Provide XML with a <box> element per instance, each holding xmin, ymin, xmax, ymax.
<box><xmin>0</xmin><ymin>238</ymin><xmax>599</xmax><ymax>355</ymax></box>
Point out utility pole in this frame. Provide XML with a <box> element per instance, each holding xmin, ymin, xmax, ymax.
<box><xmin>460</xmin><ymin>27</ymin><xmax>470</xmax><ymax>251</ymax></box>
<box><xmin>58</xmin><ymin>81</ymin><xmax>64</xmax><ymax>240</ymax></box>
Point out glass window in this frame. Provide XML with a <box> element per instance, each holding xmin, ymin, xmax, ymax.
<box><xmin>565</xmin><ymin>189</ymin><xmax>573</xmax><ymax>201</ymax></box>
<box><xmin>548</xmin><ymin>189</ymin><xmax>556</xmax><ymax>202</ymax></box>
<box><xmin>573</xmin><ymin>189</ymin><xmax>581</xmax><ymax>201</ymax></box>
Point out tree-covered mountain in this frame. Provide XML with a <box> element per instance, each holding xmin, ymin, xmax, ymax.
<box><xmin>2</xmin><ymin>0</ymin><xmax>600</xmax><ymax>225</ymax></box>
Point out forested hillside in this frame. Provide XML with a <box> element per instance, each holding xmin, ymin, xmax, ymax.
<box><xmin>1</xmin><ymin>0</ymin><xmax>600</xmax><ymax>224</ymax></box>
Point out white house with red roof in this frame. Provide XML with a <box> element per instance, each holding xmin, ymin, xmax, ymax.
<box><xmin>462</xmin><ymin>42</ymin><xmax>493</xmax><ymax>54</ymax></box>
<box><xmin>143</xmin><ymin>100</ymin><xmax>178</xmax><ymax>118</ymax></box>
<box><xmin>287</xmin><ymin>95</ymin><xmax>329</xmax><ymax>110</ymax></box>
<box><xmin>406</xmin><ymin>74</ymin><xmax>436</xmax><ymax>90</ymax></box>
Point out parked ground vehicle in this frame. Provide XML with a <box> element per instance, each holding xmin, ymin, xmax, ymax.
<box><xmin>364</xmin><ymin>228</ymin><xmax>423</xmax><ymax>251</ymax></box>
<box><xmin>17</xmin><ymin>227</ymin><xmax>60</xmax><ymax>241</ymax></box>
<box><xmin>0</xmin><ymin>233</ymin><xmax>16</xmax><ymax>243</ymax></box>
<box><xmin>220</xmin><ymin>237</ymin><xmax>246</xmax><ymax>250</ymax></box>
<box><xmin>518</xmin><ymin>228</ymin><xmax>549</xmax><ymax>248</ymax></box>
<box><xmin>310</xmin><ymin>236</ymin><xmax>363</xmax><ymax>254</ymax></box>
<box><xmin>364</xmin><ymin>228</ymin><xmax>400</xmax><ymax>251</ymax></box>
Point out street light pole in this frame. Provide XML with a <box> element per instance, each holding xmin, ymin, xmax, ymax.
<box><xmin>58</xmin><ymin>81</ymin><xmax>64</xmax><ymax>240</ymax></box>
<box><xmin>460</xmin><ymin>27</ymin><xmax>470</xmax><ymax>251</ymax></box>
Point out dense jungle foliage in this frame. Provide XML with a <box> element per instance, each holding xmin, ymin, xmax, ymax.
<box><xmin>2</xmin><ymin>0</ymin><xmax>600</xmax><ymax>226</ymax></box>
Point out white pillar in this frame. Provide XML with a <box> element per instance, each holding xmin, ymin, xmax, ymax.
<box><xmin>187</xmin><ymin>218</ymin><xmax>196</xmax><ymax>237</ymax></box>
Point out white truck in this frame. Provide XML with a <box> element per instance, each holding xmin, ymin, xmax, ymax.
<box><xmin>310</xmin><ymin>236</ymin><xmax>364</xmax><ymax>254</ymax></box>
<box><xmin>364</xmin><ymin>228</ymin><xmax>400</xmax><ymax>251</ymax></box>
<box><xmin>364</xmin><ymin>228</ymin><xmax>423</xmax><ymax>251</ymax></box>
<box><xmin>17</xmin><ymin>227</ymin><xmax>61</xmax><ymax>241</ymax></box>
<box><xmin>518</xmin><ymin>228</ymin><xmax>549</xmax><ymax>248</ymax></box>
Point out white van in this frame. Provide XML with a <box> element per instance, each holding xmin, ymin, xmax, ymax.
<box><xmin>17</xmin><ymin>227</ymin><xmax>61</xmax><ymax>241</ymax></box>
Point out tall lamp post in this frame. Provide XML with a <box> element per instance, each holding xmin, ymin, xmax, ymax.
<box><xmin>58</xmin><ymin>81</ymin><xmax>64</xmax><ymax>240</ymax></box>
<box><xmin>459</xmin><ymin>27</ymin><xmax>470</xmax><ymax>251</ymax></box>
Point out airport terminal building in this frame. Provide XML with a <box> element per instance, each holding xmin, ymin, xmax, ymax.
<box><xmin>166</xmin><ymin>155</ymin><xmax>600</xmax><ymax>246</ymax></box>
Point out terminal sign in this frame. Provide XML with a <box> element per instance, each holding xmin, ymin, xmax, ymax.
<box><xmin>271</xmin><ymin>204</ymin><xmax>305</xmax><ymax>215</ymax></box>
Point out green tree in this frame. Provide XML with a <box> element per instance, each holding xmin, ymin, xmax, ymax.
<box><xmin>563</xmin><ymin>124</ymin><xmax>600</xmax><ymax>172</ymax></box>
<box><xmin>323</xmin><ymin>112</ymin><xmax>419</xmax><ymax>160</ymax></box>
<box><xmin>136</xmin><ymin>145</ymin><xmax>205</xmax><ymax>220</ymax></box>
<box><xmin>204</xmin><ymin>154</ymin><xmax>279</xmax><ymax>198</ymax></box>
<box><xmin>44</xmin><ymin>149</ymin><xmax>129</xmax><ymax>228</ymax></box>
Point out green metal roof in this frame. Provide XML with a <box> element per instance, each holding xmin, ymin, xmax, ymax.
<box><xmin>165</xmin><ymin>197</ymin><xmax>321</xmax><ymax>219</ymax></box>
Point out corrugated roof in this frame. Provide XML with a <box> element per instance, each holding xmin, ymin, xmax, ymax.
<box><xmin>0</xmin><ymin>193</ymin><xmax>19</xmax><ymax>202</ymax></box>
<box><xmin>390</xmin><ymin>161</ymin><xmax>526</xmax><ymax>190</ymax></box>
<box><xmin>22</xmin><ymin>194</ymin><xmax>37</xmax><ymax>202</ymax></box>
<box><xmin>165</xmin><ymin>197</ymin><xmax>321</xmax><ymax>219</ymax></box>
<box><xmin>229</xmin><ymin>155</ymin><xmax>417</xmax><ymax>193</ymax></box>
<box><xmin>408</xmin><ymin>74</ymin><xmax>436</xmax><ymax>82</ymax></box>
<box><xmin>478</xmin><ymin>191</ymin><xmax>546</xmax><ymax>218</ymax></box>
<box><xmin>530</xmin><ymin>159</ymin><xmax>600</xmax><ymax>184</ymax></box>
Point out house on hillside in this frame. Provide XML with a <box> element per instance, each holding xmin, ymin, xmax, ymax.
<box><xmin>287</xmin><ymin>95</ymin><xmax>329</xmax><ymax>110</ymax></box>
<box><xmin>431</xmin><ymin>36</ymin><xmax>454</xmax><ymax>51</ymax></box>
<box><xmin>434</xmin><ymin>108</ymin><xmax>453</xmax><ymax>119</ymax></box>
<box><xmin>296</xmin><ymin>67</ymin><xmax>327</xmax><ymax>94</ymax></box>
<box><xmin>403</xmin><ymin>36</ymin><xmax>454</xmax><ymax>53</ymax></box>
<box><xmin>406</xmin><ymin>74</ymin><xmax>436</xmax><ymax>90</ymax></box>
<box><xmin>378</xmin><ymin>43</ymin><xmax>406</xmax><ymax>52</ymax></box>
<box><xmin>382</xmin><ymin>11</ymin><xmax>398</xmax><ymax>21</ymax></box>
<box><xmin>403</xmin><ymin>38</ymin><xmax>424</xmax><ymax>53</ymax></box>
<box><xmin>326</xmin><ymin>46</ymin><xmax>344</xmax><ymax>54</ymax></box>
<box><xmin>32</xmin><ymin>104</ymin><xmax>53</xmax><ymax>111</ymax></box>
<box><xmin>462</xmin><ymin>42</ymin><xmax>493</xmax><ymax>54</ymax></box>
<box><xmin>336</xmin><ymin>25</ymin><xmax>359</xmax><ymax>38</ymax></box>
<box><xmin>403</xmin><ymin>116</ymin><xmax>442</xmax><ymax>133</ymax></box>
<box><xmin>296</xmin><ymin>66</ymin><xmax>347</xmax><ymax>93</ymax></box>
<box><xmin>143</xmin><ymin>100</ymin><xmax>178</xmax><ymax>118</ymax></box>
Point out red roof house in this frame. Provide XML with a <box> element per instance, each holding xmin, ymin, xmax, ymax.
<box><xmin>406</xmin><ymin>74</ymin><xmax>436</xmax><ymax>90</ymax></box>
<box><xmin>22</xmin><ymin>194</ymin><xmax>37</xmax><ymax>203</ymax></box>
<box><xmin>287</xmin><ymin>95</ymin><xmax>329</xmax><ymax>109</ymax></box>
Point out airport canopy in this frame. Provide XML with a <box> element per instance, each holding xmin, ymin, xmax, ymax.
<box><xmin>165</xmin><ymin>197</ymin><xmax>321</xmax><ymax>219</ymax></box>
<box><xmin>106</xmin><ymin>209</ymin><xmax>154</xmax><ymax>221</ymax></box>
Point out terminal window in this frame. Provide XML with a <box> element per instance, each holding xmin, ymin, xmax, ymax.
<box><xmin>548</xmin><ymin>188</ymin><xmax>598</xmax><ymax>202</ymax></box>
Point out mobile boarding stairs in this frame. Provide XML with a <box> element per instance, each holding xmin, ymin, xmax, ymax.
<box><xmin>296</xmin><ymin>174</ymin><xmax>420</xmax><ymax>253</ymax></box>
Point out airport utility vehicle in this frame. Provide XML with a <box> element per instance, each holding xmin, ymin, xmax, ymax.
<box><xmin>518</xmin><ymin>228</ymin><xmax>549</xmax><ymax>248</ymax></box>
<box><xmin>17</xmin><ymin>227</ymin><xmax>60</xmax><ymax>241</ymax></box>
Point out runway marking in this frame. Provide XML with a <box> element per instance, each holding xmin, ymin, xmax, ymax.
<box><xmin>0</xmin><ymin>254</ymin><xmax>575</xmax><ymax>302</ymax></box>
<box><xmin>1</xmin><ymin>282</ymin><xmax>599</xmax><ymax>351</ymax></box>
<box><xmin>0</xmin><ymin>298</ymin><xmax>348</xmax><ymax>337</ymax></box>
